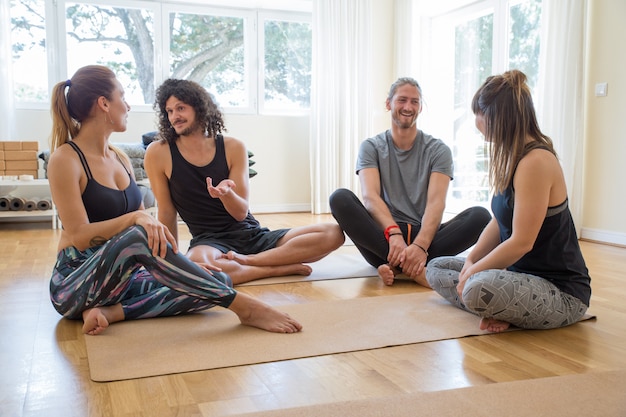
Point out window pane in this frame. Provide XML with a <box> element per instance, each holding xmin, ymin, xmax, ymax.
<box><xmin>509</xmin><ymin>0</ymin><xmax>542</xmax><ymax>90</ymax></box>
<box><xmin>451</xmin><ymin>13</ymin><xmax>493</xmax><ymax>207</ymax></box>
<box><xmin>10</xmin><ymin>0</ymin><xmax>48</xmax><ymax>103</ymax></box>
<box><xmin>65</xmin><ymin>3</ymin><xmax>155</xmax><ymax>105</ymax></box>
<box><xmin>169</xmin><ymin>12</ymin><xmax>246</xmax><ymax>108</ymax></box>
<box><xmin>263</xmin><ymin>19</ymin><xmax>311</xmax><ymax>110</ymax></box>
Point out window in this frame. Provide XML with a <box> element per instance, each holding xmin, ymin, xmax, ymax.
<box><xmin>9</xmin><ymin>0</ymin><xmax>312</xmax><ymax>113</ymax></box>
<box><xmin>423</xmin><ymin>0</ymin><xmax>542</xmax><ymax>213</ymax></box>
<box><xmin>10</xmin><ymin>0</ymin><xmax>48</xmax><ymax>104</ymax></box>
<box><xmin>64</xmin><ymin>2</ymin><xmax>156</xmax><ymax>106</ymax></box>
<box><xmin>259</xmin><ymin>12</ymin><xmax>312</xmax><ymax>114</ymax></box>
<box><xmin>165</xmin><ymin>7</ymin><xmax>251</xmax><ymax>110</ymax></box>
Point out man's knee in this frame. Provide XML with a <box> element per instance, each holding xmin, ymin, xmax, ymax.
<box><xmin>469</xmin><ymin>206</ymin><xmax>492</xmax><ymax>227</ymax></box>
<box><xmin>329</xmin><ymin>188</ymin><xmax>357</xmax><ymax>216</ymax></box>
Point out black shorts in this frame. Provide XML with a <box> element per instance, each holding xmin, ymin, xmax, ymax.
<box><xmin>189</xmin><ymin>227</ymin><xmax>290</xmax><ymax>254</ymax></box>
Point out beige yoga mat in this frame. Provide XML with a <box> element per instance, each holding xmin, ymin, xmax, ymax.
<box><xmin>231</xmin><ymin>369</ymin><xmax>626</xmax><ymax>417</ymax></box>
<box><xmin>237</xmin><ymin>250</ymin><xmax>377</xmax><ymax>286</ymax></box>
<box><xmin>84</xmin><ymin>291</ymin><xmax>595</xmax><ymax>382</ymax></box>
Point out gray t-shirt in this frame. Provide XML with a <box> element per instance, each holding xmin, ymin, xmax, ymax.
<box><xmin>356</xmin><ymin>129</ymin><xmax>453</xmax><ymax>225</ymax></box>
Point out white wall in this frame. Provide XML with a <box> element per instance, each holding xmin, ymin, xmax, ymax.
<box><xmin>13</xmin><ymin>108</ymin><xmax>314</xmax><ymax>213</ymax></box>
<box><xmin>581</xmin><ymin>0</ymin><xmax>626</xmax><ymax>245</ymax></box>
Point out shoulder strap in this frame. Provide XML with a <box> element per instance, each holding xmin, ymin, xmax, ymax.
<box><xmin>215</xmin><ymin>134</ymin><xmax>225</xmax><ymax>158</ymax></box>
<box><xmin>67</xmin><ymin>141</ymin><xmax>93</xmax><ymax>179</ymax></box>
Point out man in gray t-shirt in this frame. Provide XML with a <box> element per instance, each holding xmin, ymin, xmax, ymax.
<box><xmin>330</xmin><ymin>77</ymin><xmax>491</xmax><ymax>286</ymax></box>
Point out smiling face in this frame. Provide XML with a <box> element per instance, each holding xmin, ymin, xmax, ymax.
<box><xmin>165</xmin><ymin>95</ymin><xmax>201</xmax><ymax>137</ymax></box>
<box><xmin>386</xmin><ymin>83</ymin><xmax>422</xmax><ymax>129</ymax></box>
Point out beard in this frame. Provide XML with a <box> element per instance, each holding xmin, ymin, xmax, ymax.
<box><xmin>392</xmin><ymin>112</ymin><xmax>417</xmax><ymax>129</ymax></box>
<box><xmin>174</xmin><ymin>120</ymin><xmax>202</xmax><ymax>137</ymax></box>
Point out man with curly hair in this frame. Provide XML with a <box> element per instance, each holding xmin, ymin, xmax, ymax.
<box><xmin>145</xmin><ymin>79</ymin><xmax>344</xmax><ymax>284</ymax></box>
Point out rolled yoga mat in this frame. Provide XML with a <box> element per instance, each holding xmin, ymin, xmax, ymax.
<box><xmin>25</xmin><ymin>198</ymin><xmax>39</xmax><ymax>211</ymax></box>
<box><xmin>0</xmin><ymin>196</ymin><xmax>9</xmax><ymax>211</ymax></box>
<box><xmin>9</xmin><ymin>196</ymin><xmax>26</xmax><ymax>211</ymax></box>
<box><xmin>36</xmin><ymin>198</ymin><xmax>52</xmax><ymax>210</ymax></box>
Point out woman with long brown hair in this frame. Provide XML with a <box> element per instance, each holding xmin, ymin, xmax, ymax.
<box><xmin>426</xmin><ymin>70</ymin><xmax>591</xmax><ymax>332</ymax></box>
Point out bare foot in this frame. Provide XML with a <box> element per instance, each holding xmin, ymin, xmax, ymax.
<box><xmin>81</xmin><ymin>304</ymin><xmax>124</xmax><ymax>335</ymax></box>
<box><xmin>82</xmin><ymin>308</ymin><xmax>109</xmax><ymax>335</ymax></box>
<box><xmin>228</xmin><ymin>293</ymin><xmax>303</xmax><ymax>333</ymax></box>
<box><xmin>377</xmin><ymin>264</ymin><xmax>396</xmax><ymax>286</ymax></box>
<box><xmin>282</xmin><ymin>264</ymin><xmax>312</xmax><ymax>276</ymax></box>
<box><xmin>479</xmin><ymin>317</ymin><xmax>510</xmax><ymax>333</ymax></box>
<box><xmin>224</xmin><ymin>250</ymin><xmax>250</xmax><ymax>264</ymax></box>
<box><xmin>223</xmin><ymin>251</ymin><xmax>312</xmax><ymax>276</ymax></box>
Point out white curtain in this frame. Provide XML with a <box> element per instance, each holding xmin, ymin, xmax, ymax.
<box><xmin>394</xmin><ymin>0</ymin><xmax>418</xmax><ymax>78</ymax></box>
<box><xmin>537</xmin><ymin>0</ymin><xmax>587</xmax><ymax>232</ymax></box>
<box><xmin>0</xmin><ymin>0</ymin><xmax>16</xmax><ymax>141</ymax></box>
<box><xmin>309</xmin><ymin>0</ymin><xmax>372</xmax><ymax>214</ymax></box>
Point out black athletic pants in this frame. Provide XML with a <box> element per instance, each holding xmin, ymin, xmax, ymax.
<box><xmin>329</xmin><ymin>188</ymin><xmax>492</xmax><ymax>268</ymax></box>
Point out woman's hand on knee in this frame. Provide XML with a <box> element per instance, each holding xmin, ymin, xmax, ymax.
<box><xmin>134</xmin><ymin>211</ymin><xmax>178</xmax><ymax>257</ymax></box>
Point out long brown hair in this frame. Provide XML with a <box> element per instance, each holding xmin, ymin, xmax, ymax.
<box><xmin>471</xmin><ymin>69</ymin><xmax>556</xmax><ymax>194</ymax></box>
<box><xmin>49</xmin><ymin>65</ymin><xmax>129</xmax><ymax>165</ymax></box>
<box><xmin>154</xmin><ymin>78</ymin><xmax>226</xmax><ymax>144</ymax></box>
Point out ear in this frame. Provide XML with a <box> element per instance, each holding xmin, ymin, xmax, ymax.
<box><xmin>97</xmin><ymin>96</ymin><xmax>109</xmax><ymax>112</ymax></box>
<box><xmin>385</xmin><ymin>99</ymin><xmax>391</xmax><ymax>111</ymax></box>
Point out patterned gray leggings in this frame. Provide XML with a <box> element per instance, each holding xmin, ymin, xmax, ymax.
<box><xmin>426</xmin><ymin>256</ymin><xmax>588</xmax><ymax>329</ymax></box>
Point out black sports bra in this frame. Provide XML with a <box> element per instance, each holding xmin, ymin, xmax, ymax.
<box><xmin>68</xmin><ymin>141</ymin><xmax>142</xmax><ymax>223</ymax></box>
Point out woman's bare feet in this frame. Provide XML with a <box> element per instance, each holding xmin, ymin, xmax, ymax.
<box><xmin>479</xmin><ymin>317</ymin><xmax>510</xmax><ymax>333</ymax></box>
<box><xmin>228</xmin><ymin>293</ymin><xmax>303</xmax><ymax>333</ymax></box>
<box><xmin>81</xmin><ymin>304</ymin><xmax>124</xmax><ymax>335</ymax></box>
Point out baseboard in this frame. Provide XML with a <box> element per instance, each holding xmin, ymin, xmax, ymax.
<box><xmin>581</xmin><ymin>227</ymin><xmax>626</xmax><ymax>247</ymax></box>
<box><xmin>250</xmin><ymin>203</ymin><xmax>311</xmax><ymax>214</ymax></box>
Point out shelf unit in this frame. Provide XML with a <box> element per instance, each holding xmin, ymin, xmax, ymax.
<box><xmin>0</xmin><ymin>179</ymin><xmax>59</xmax><ymax>228</ymax></box>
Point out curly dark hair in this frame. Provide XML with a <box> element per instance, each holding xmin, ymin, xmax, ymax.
<box><xmin>154</xmin><ymin>79</ymin><xmax>226</xmax><ymax>144</ymax></box>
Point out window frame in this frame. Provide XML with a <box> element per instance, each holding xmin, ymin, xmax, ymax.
<box><xmin>11</xmin><ymin>0</ymin><xmax>312</xmax><ymax>115</ymax></box>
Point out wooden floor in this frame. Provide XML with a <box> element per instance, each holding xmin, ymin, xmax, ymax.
<box><xmin>1</xmin><ymin>213</ymin><xmax>625</xmax><ymax>417</ymax></box>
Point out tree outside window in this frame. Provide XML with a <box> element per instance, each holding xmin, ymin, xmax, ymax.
<box><xmin>10</xmin><ymin>0</ymin><xmax>48</xmax><ymax>103</ymax></box>
<box><xmin>262</xmin><ymin>18</ymin><xmax>312</xmax><ymax>112</ymax></box>
<box><xmin>10</xmin><ymin>0</ymin><xmax>312</xmax><ymax>114</ymax></box>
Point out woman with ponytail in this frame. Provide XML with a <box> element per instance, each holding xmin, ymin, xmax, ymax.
<box><xmin>426</xmin><ymin>70</ymin><xmax>591</xmax><ymax>333</ymax></box>
<box><xmin>48</xmin><ymin>65</ymin><xmax>301</xmax><ymax>335</ymax></box>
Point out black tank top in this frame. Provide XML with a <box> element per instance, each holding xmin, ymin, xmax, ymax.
<box><xmin>491</xmin><ymin>145</ymin><xmax>591</xmax><ymax>305</ymax></box>
<box><xmin>168</xmin><ymin>135</ymin><xmax>259</xmax><ymax>236</ymax></box>
<box><xmin>68</xmin><ymin>141</ymin><xmax>142</xmax><ymax>223</ymax></box>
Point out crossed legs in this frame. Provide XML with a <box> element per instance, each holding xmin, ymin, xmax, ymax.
<box><xmin>52</xmin><ymin>226</ymin><xmax>302</xmax><ymax>335</ymax></box>
<box><xmin>187</xmin><ymin>223</ymin><xmax>345</xmax><ymax>285</ymax></box>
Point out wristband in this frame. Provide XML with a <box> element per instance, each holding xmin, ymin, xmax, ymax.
<box><xmin>387</xmin><ymin>232</ymin><xmax>403</xmax><ymax>241</ymax></box>
<box><xmin>384</xmin><ymin>225</ymin><xmax>400</xmax><ymax>241</ymax></box>
<box><xmin>412</xmin><ymin>242</ymin><xmax>429</xmax><ymax>256</ymax></box>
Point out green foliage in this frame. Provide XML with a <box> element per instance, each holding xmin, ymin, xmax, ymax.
<box><xmin>509</xmin><ymin>0</ymin><xmax>541</xmax><ymax>90</ymax></box>
<box><xmin>11</xmin><ymin>0</ymin><xmax>311</xmax><ymax>109</ymax></box>
<box><xmin>263</xmin><ymin>20</ymin><xmax>312</xmax><ymax>107</ymax></box>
